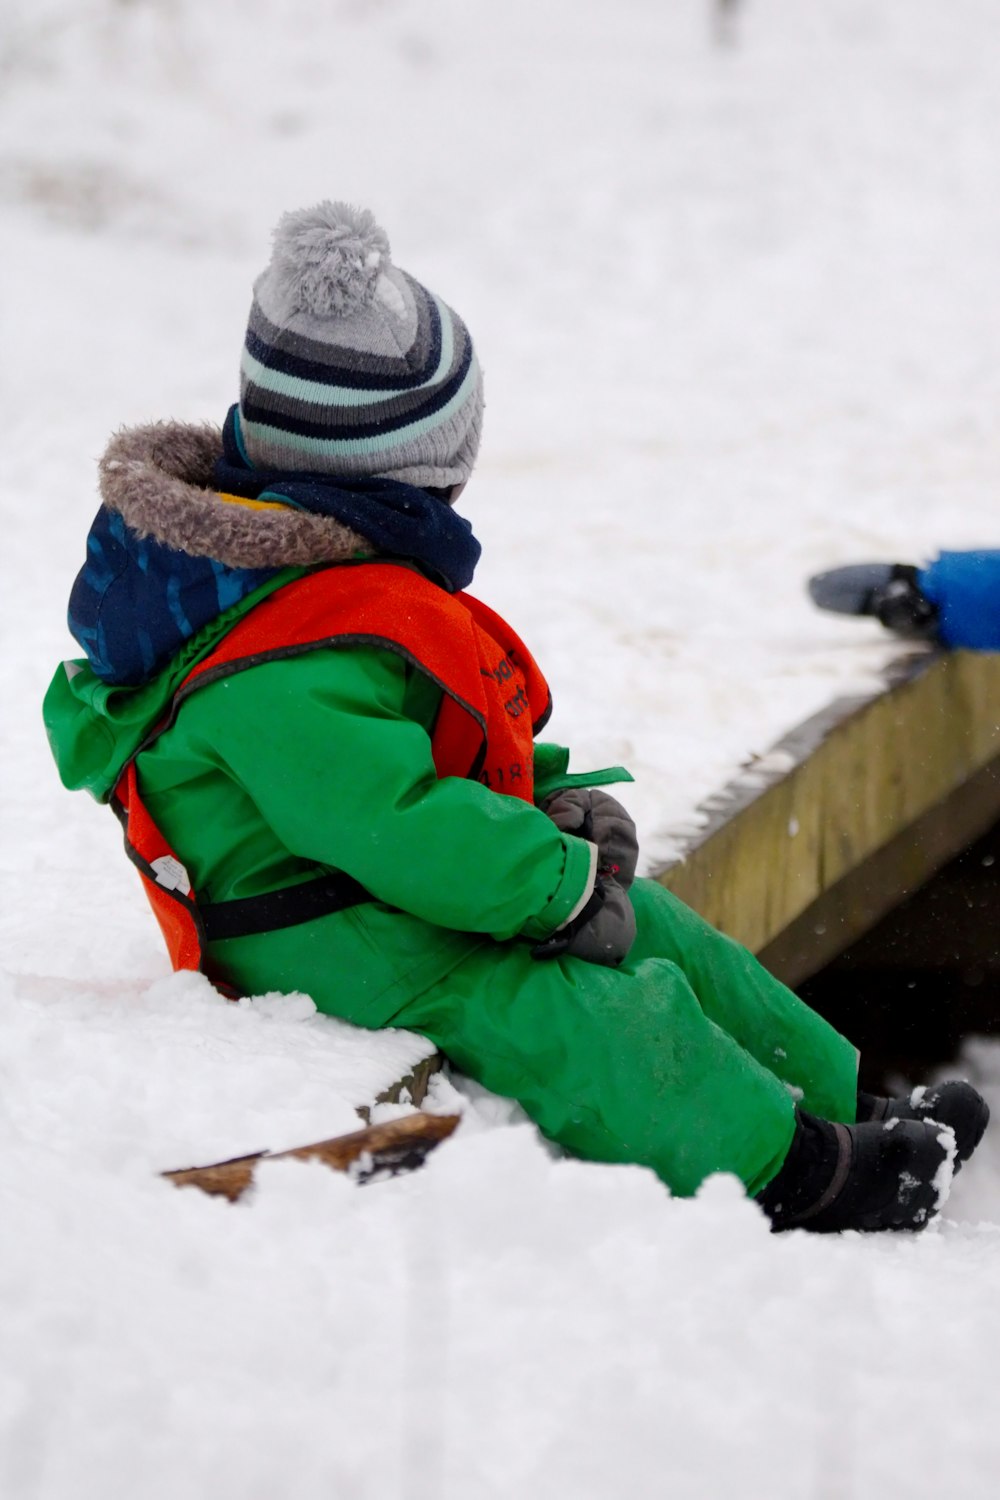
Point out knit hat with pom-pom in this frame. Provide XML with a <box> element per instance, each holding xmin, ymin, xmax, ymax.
<box><xmin>237</xmin><ymin>202</ymin><xmax>483</xmax><ymax>489</ymax></box>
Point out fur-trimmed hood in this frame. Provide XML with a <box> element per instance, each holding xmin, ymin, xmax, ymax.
<box><xmin>67</xmin><ymin>420</ymin><xmax>338</xmax><ymax>687</ymax></box>
<box><xmin>99</xmin><ymin>421</ymin><xmax>369</xmax><ymax>568</ymax></box>
<box><xmin>68</xmin><ymin>419</ymin><xmax>481</xmax><ymax>688</ymax></box>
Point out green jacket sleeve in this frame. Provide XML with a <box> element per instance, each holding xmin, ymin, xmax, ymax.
<box><xmin>175</xmin><ymin>645</ymin><xmax>595</xmax><ymax>943</ymax></box>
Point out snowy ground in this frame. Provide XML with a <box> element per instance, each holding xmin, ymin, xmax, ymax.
<box><xmin>4</xmin><ymin>2</ymin><xmax>1000</xmax><ymax>1496</ymax></box>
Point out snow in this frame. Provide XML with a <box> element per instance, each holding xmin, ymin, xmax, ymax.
<box><xmin>4</xmin><ymin>1</ymin><xmax>1000</xmax><ymax>1494</ymax></box>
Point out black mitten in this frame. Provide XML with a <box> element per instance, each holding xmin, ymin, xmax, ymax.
<box><xmin>541</xmin><ymin>788</ymin><xmax>639</xmax><ymax>888</ymax></box>
<box><xmin>531</xmin><ymin>875</ymin><xmax>636</xmax><ymax>967</ymax></box>
<box><xmin>807</xmin><ymin>563</ymin><xmax>939</xmax><ymax>640</ymax></box>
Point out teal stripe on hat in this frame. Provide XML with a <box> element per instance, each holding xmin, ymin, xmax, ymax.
<box><xmin>240</xmin><ymin>296</ymin><xmax>456</xmax><ymax>408</ymax></box>
<box><xmin>241</xmin><ymin>354</ymin><xmax>481</xmax><ymax>460</ymax></box>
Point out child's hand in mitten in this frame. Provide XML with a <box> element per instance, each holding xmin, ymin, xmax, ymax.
<box><xmin>531</xmin><ymin>876</ymin><xmax>636</xmax><ymax>967</ymax></box>
<box><xmin>541</xmin><ymin>788</ymin><xmax>638</xmax><ymax>889</ymax></box>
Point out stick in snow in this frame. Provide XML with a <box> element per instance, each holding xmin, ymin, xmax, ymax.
<box><xmin>163</xmin><ymin>1111</ymin><xmax>461</xmax><ymax>1201</ymax></box>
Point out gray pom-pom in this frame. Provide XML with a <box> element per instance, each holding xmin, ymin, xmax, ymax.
<box><xmin>268</xmin><ymin>201</ymin><xmax>391</xmax><ymax>318</ymax></box>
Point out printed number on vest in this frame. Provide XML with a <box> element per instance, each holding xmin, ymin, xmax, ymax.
<box><xmin>479</xmin><ymin>762</ymin><xmax>525</xmax><ymax>790</ymax></box>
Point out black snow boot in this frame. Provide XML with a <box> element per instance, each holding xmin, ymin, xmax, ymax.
<box><xmin>807</xmin><ymin>562</ymin><xmax>940</xmax><ymax>640</ymax></box>
<box><xmin>856</xmin><ymin>1081</ymin><xmax>989</xmax><ymax>1169</ymax></box>
<box><xmin>756</xmin><ymin>1110</ymin><xmax>955</xmax><ymax>1234</ymax></box>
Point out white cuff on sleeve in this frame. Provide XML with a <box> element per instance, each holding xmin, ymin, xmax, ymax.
<box><xmin>556</xmin><ymin>841</ymin><xmax>599</xmax><ymax>929</ymax></box>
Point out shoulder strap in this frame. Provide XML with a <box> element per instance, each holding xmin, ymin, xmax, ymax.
<box><xmin>168</xmin><ymin>562</ymin><xmax>550</xmax><ymax>785</ymax></box>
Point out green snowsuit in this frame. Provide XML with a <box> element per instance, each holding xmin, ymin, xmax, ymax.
<box><xmin>45</xmin><ymin>569</ymin><xmax>858</xmax><ymax>1198</ymax></box>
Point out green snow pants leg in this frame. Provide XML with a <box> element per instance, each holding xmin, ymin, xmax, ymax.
<box><xmin>389</xmin><ymin>879</ymin><xmax>859</xmax><ymax>1199</ymax></box>
<box><xmin>624</xmin><ymin>880</ymin><xmax>858</xmax><ymax>1124</ymax></box>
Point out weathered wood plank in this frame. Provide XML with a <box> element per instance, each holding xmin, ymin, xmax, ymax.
<box><xmin>655</xmin><ymin>650</ymin><xmax>1000</xmax><ymax>984</ymax></box>
<box><xmin>164</xmin><ymin>1112</ymin><xmax>460</xmax><ymax>1202</ymax></box>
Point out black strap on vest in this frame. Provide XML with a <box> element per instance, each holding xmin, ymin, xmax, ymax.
<box><xmin>200</xmin><ymin>870</ymin><xmax>372</xmax><ymax>944</ymax></box>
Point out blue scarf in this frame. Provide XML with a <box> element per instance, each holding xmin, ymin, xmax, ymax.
<box><xmin>214</xmin><ymin>405</ymin><xmax>481</xmax><ymax>593</ymax></box>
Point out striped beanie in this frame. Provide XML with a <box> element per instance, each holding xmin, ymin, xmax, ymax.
<box><xmin>237</xmin><ymin>202</ymin><xmax>484</xmax><ymax>488</ymax></box>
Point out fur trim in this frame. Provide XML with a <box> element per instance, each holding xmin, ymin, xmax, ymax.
<box><xmin>98</xmin><ymin>422</ymin><xmax>370</xmax><ymax>569</ymax></box>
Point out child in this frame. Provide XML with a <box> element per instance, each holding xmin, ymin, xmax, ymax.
<box><xmin>44</xmin><ymin>202</ymin><xmax>988</xmax><ymax>1231</ymax></box>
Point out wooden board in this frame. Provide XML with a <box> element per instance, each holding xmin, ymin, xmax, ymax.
<box><xmin>164</xmin><ymin>1112</ymin><xmax>460</xmax><ymax>1202</ymax></box>
<box><xmin>654</xmin><ymin>649</ymin><xmax>1000</xmax><ymax>987</ymax></box>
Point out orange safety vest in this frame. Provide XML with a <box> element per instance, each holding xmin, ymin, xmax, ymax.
<box><xmin>111</xmin><ymin>563</ymin><xmax>552</xmax><ymax>984</ymax></box>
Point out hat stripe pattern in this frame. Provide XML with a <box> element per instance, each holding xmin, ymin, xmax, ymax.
<box><xmin>242</xmin><ymin>290</ymin><xmax>456</xmax><ymax>412</ymax></box>
<box><xmin>239</xmin><ymin>356</ymin><xmax>481</xmax><ymax>460</ymax></box>
<box><xmin>239</xmin><ymin>260</ymin><xmax>482</xmax><ymax>482</ymax></box>
<box><xmin>245</xmin><ymin>271</ymin><xmax>440</xmax><ymax>389</ymax></box>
